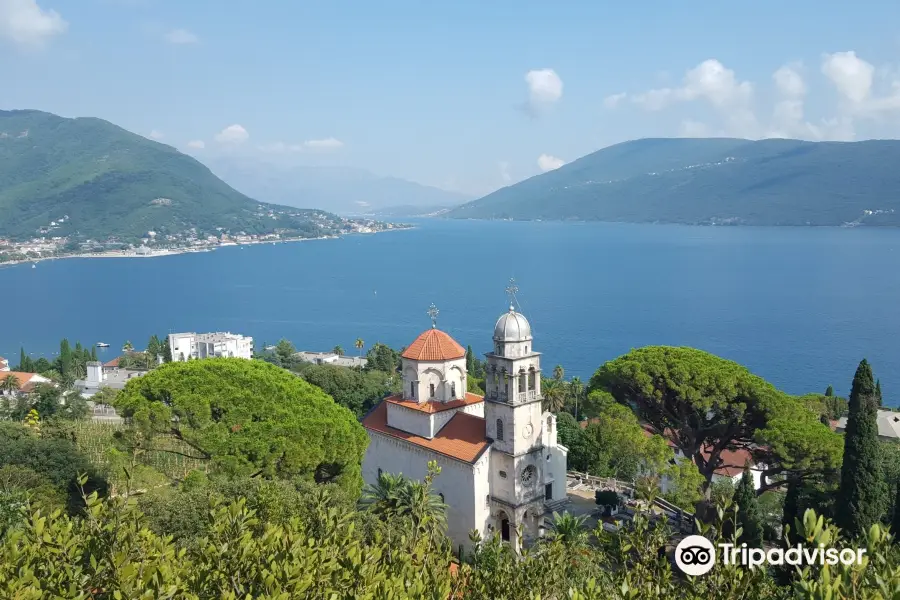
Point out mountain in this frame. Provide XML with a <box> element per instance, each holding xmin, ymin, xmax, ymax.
<box><xmin>447</xmin><ymin>138</ymin><xmax>900</xmax><ymax>226</ymax></box>
<box><xmin>206</xmin><ymin>158</ymin><xmax>471</xmax><ymax>216</ymax></box>
<box><xmin>0</xmin><ymin>110</ymin><xmax>344</xmax><ymax>242</ymax></box>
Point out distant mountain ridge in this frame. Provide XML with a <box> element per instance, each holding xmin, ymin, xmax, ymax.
<box><xmin>0</xmin><ymin>110</ymin><xmax>345</xmax><ymax>242</ymax></box>
<box><xmin>207</xmin><ymin>158</ymin><xmax>471</xmax><ymax>216</ymax></box>
<box><xmin>447</xmin><ymin>138</ymin><xmax>900</xmax><ymax>226</ymax></box>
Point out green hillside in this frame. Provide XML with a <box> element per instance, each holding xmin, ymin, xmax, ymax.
<box><xmin>447</xmin><ymin>138</ymin><xmax>900</xmax><ymax>226</ymax></box>
<box><xmin>0</xmin><ymin>110</ymin><xmax>336</xmax><ymax>241</ymax></box>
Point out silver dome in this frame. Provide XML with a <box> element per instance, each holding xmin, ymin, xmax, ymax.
<box><xmin>493</xmin><ymin>306</ymin><xmax>533</xmax><ymax>342</ymax></box>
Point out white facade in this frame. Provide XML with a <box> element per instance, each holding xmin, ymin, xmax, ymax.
<box><xmin>362</xmin><ymin>308</ymin><xmax>568</xmax><ymax>556</ymax></box>
<box><xmin>169</xmin><ymin>332</ymin><xmax>253</xmax><ymax>362</ymax></box>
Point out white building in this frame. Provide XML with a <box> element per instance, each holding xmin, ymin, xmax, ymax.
<box><xmin>169</xmin><ymin>332</ymin><xmax>253</xmax><ymax>362</ymax></box>
<box><xmin>836</xmin><ymin>409</ymin><xmax>900</xmax><ymax>442</ymax></box>
<box><xmin>0</xmin><ymin>356</ymin><xmax>8</xmax><ymax>372</ymax></box>
<box><xmin>362</xmin><ymin>306</ymin><xmax>568</xmax><ymax>555</ymax></box>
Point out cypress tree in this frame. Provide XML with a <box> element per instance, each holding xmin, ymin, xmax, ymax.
<box><xmin>466</xmin><ymin>345</ymin><xmax>475</xmax><ymax>374</ymax></box>
<box><xmin>59</xmin><ymin>339</ymin><xmax>72</xmax><ymax>376</ymax></box>
<box><xmin>18</xmin><ymin>347</ymin><xmax>27</xmax><ymax>371</ymax></box>
<box><xmin>825</xmin><ymin>385</ymin><xmax>834</xmax><ymax>397</ymax></box>
<box><xmin>876</xmin><ymin>379</ymin><xmax>883</xmax><ymax>407</ymax></box>
<box><xmin>836</xmin><ymin>358</ymin><xmax>887</xmax><ymax>537</ymax></box>
<box><xmin>735</xmin><ymin>465</ymin><xmax>763</xmax><ymax>546</ymax></box>
<box><xmin>782</xmin><ymin>477</ymin><xmax>801</xmax><ymax>544</ymax></box>
<box><xmin>162</xmin><ymin>337</ymin><xmax>173</xmax><ymax>363</ymax></box>
<box><xmin>91</xmin><ymin>346</ymin><xmax>98</xmax><ymax>361</ymax></box>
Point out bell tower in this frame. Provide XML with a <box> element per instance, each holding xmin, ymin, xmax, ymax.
<box><xmin>484</xmin><ymin>280</ymin><xmax>547</xmax><ymax>532</ymax></box>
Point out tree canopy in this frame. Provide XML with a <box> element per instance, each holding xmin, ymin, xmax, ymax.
<box><xmin>113</xmin><ymin>358</ymin><xmax>369</xmax><ymax>493</ymax></box>
<box><xmin>589</xmin><ymin>346</ymin><xmax>842</xmax><ymax>495</ymax></box>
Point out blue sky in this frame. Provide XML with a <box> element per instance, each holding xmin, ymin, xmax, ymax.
<box><xmin>2</xmin><ymin>0</ymin><xmax>900</xmax><ymax>195</ymax></box>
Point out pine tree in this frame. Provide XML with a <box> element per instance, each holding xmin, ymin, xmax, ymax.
<box><xmin>876</xmin><ymin>379</ymin><xmax>883</xmax><ymax>407</ymax></box>
<box><xmin>735</xmin><ymin>465</ymin><xmax>763</xmax><ymax>546</ymax></box>
<box><xmin>825</xmin><ymin>385</ymin><xmax>834</xmax><ymax>397</ymax></box>
<box><xmin>837</xmin><ymin>358</ymin><xmax>888</xmax><ymax>537</ymax></box>
<box><xmin>162</xmin><ymin>336</ymin><xmax>173</xmax><ymax>363</ymax></box>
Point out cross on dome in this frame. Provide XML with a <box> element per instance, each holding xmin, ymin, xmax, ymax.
<box><xmin>505</xmin><ymin>278</ymin><xmax>519</xmax><ymax>311</ymax></box>
<box><xmin>427</xmin><ymin>303</ymin><xmax>440</xmax><ymax>328</ymax></box>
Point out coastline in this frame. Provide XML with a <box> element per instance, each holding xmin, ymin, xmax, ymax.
<box><xmin>0</xmin><ymin>226</ymin><xmax>414</xmax><ymax>268</ymax></box>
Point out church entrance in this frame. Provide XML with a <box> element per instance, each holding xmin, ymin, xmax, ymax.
<box><xmin>545</xmin><ymin>483</ymin><xmax>553</xmax><ymax>501</ymax></box>
<box><xmin>498</xmin><ymin>512</ymin><xmax>511</xmax><ymax>542</ymax></box>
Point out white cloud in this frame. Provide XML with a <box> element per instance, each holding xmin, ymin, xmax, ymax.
<box><xmin>679</xmin><ymin>120</ymin><xmax>713</xmax><ymax>137</ymax></box>
<box><xmin>303</xmin><ymin>137</ymin><xmax>343</xmax><ymax>151</ymax></box>
<box><xmin>822</xmin><ymin>51</ymin><xmax>873</xmax><ymax>104</ymax></box>
<box><xmin>537</xmin><ymin>154</ymin><xmax>565</xmax><ymax>172</ymax></box>
<box><xmin>214</xmin><ymin>124</ymin><xmax>249</xmax><ymax>144</ymax></box>
<box><xmin>0</xmin><ymin>0</ymin><xmax>67</xmax><ymax>48</ymax></box>
<box><xmin>603</xmin><ymin>92</ymin><xmax>627</xmax><ymax>109</ymax></box>
<box><xmin>165</xmin><ymin>28</ymin><xmax>198</xmax><ymax>45</ymax></box>
<box><xmin>186</xmin><ymin>140</ymin><xmax>205</xmax><ymax>149</ymax></box>
<box><xmin>148</xmin><ymin>130</ymin><xmax>164</xmax><ymax>140</ymax></box>
<box><xmin>525</xmin><ymin>68</ymin><xmax>563</xmax><ymax>107</ymax></box>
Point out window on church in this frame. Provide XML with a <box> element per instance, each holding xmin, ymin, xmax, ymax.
<box><xmin>429</xmin><ymin>383</ymin><xmax>435</xmax><ymax>398</ymax></box>
<box><xmin>485</xmin><ymin>494</ymin><xmax>490</xmax><ymax>507</ymax></box>
<box><xmin>410</xmin><ymin>382</ymin><xmax>415</xmax><ymax>398</ymax></box>
<box><xmin>525</xmin><ymin>345</ymin><xmax>529</xmax><ymax>353</ymax></box>
<box><xmin>499</xmin><ymin>471</ymin><xmax>507</xmax><ymax>479</ymax></box>
<box><xmin>518</xmin><ymin>371</ymin><xmax>526</xmax><ymax>393</ymax></box>
<box><xmin>451</xmin><ymin>382</ymin><xmax>456</xmax><ymax>398</ymax></box>
<box><xmin>528</xmin><ymin>368</ymin><xmax>536</xmax><ymax>391</ymax></box>
<box><xmin>496</xmin><ymin>418</ymin><xmax>504</xmax><ymax>441</ymax></box>
<box><xmin>547</xmin><ymin>416</ymin><xmax>553</xmax><ymax>433</ymax></box>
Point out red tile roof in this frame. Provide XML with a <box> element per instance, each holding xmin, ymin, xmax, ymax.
<box><xmin>0</xmin><ymin>371</ymin><xmax>39</xmax><ymax>391</ymax></box>
<box><xmin>386</xmin><ymin>393</ymin><xmax>483</xmax><ymax>414</ymax></box>
<box><xmin>363</xmin><ymin>401</ymin><xmax>490</xmax><ymax>463</ymax></box>
<box><xmin>103</xmin><ymin>357</ymin><xmax>120</xmax><ymax>367</ymax></box>
<box><xmin>401</xmin><ymin>328</ymin><xmax>466</xmax><ymax>361</ymax></box>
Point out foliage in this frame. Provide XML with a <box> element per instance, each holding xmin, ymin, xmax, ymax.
<box><xmin>661</xmin><ymin>461</ymin><xmax>705</xmax><ymax>511</ymax></box>
<box><xmin>556</xmin><ymin>412</ymin><xmax>596</xmax><ymax>473</ymax></box>
<box><xmin>580</xmin><ymin>403</ymin><xmax>672</xmax><ymax>480</ymax></box>
<box><xmin>113</xmin><ymin>358</ymin><xmax>369</xmax><ymax>493</ymax></box>
<box><xmin>364</xmin><ymin>342</ymin><xmax>400</xmax><ymax>373</ymax></box>
<box><xmin>447</xmin><ymin>137</ymin><xmax>900</xmax><ymax>227</ymax></box>
<box><xmin>590</xmin><ymin>346</ymin><xmax>843</xmax><ymax>495</ymax></box>
<box><xmin>837</xmin><ymin>359</ymin><xmax>888</xmax><ymax>538</ymax></box>
<box><xmin>0</xmin><ymin>422</ymin><xmax>107</xmax><ymax>514</ymax></box>
<box><xmin>734</xmin><ymin>466</ymin><xmax>763</xmax><ymax>546</ymax></box>
<box><xmin>296</xmin><ymin>362</ymin><xmax>395</xmax><ymax>418</ymax></box>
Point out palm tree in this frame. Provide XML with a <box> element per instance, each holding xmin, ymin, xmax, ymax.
<box><xmin>547</xmin><ymin>511</ymin><xmax>590</xmax><ymax>548</ymax></box>
<box><xmin>570</xmin><ymin>376</ymin><xmax>584</xmax><ymax>420</ymax></box>
<box><xmin>543</xmin><ymin>378</ymin><xmax>567</xmax><ymax>413</ymax></box>
<box><xmin>552</xmin><ymin>364</ymin><xmax>565</xmax><ymax>381</ymax></box>
<box><xmin>355</xmin><ymin>338</ymin><xmax>365</xmax><ymax>367</ymax></box>
<box><xmin>360</xmin><ymin>471</ymin><xmax>408</xmax><ymax>516</ymax></box>
<box><xmin>122</xmin><ymin>340</ymin><xmax>134</xmax><ymax>352</ymax></box>
<box><xmin>333</xmin><ymin>345</ymin><xmax>345</xmax><ymax>356</ymax></box>
<box><xmin>1</xmin><ymin>374</ymin><xmax>20</xmax><ymax>396</ymax></box>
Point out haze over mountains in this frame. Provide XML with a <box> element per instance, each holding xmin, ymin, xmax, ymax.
<box><xmin>448</xmin><ymin>138</ymin><xmax>900</xmax><ymax>226</ymax></box>
<box><xmin>207</xmin><ymin>158</ymin><xmax>472</xmax><ymax>216</ymax></box>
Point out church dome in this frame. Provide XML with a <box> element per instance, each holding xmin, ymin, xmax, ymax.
<box><xmin>401</xmin><ymin>328</ymin><xmax>466</xmax><ymax>361</ymax></box>
<box><xmin>493</xmin><ymin>307</ymin><xmax>532</xmax><ymax>342</ymax></box>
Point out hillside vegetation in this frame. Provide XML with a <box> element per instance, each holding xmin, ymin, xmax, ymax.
<box><xmin>448</xmin><ymin>138</ymin><xmax>900</xmax><ymax>226</ymax></box>
<box><xmin>0</xmin><ymin>110</ymin><xmax>338</xmax><ymax>241</ymax></box>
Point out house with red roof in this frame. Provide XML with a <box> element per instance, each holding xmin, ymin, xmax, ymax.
<box><xmin>0</xmin><ymin>371</ymin><xmax>53</xmax><ymax>396</ymax></box>
<box><xmin>0</xmin><ymin>356</ymin><xmax>9</xmax><ymax>372</ymax></box>
<box><xmin>362</xmin><ymin>304</ymin><xmax>568</xmax><ymax>556</ymax></box>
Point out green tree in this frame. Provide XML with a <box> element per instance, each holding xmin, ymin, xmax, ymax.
<box><xmin>274</xmin><ymin>338</ymin><xmax>296</xmax><ymax>365</ymax></box>
<box><xmin>122</xmin><ymin>340</ymin><xmax>134</xmax><ymax>352</ymax></box>
<box><xmin>590</xmin><ymin>346</ymin><xmax>842</xmax><ymax>497</ymax></box>
<box><xmin>556</xmin><ymin>412</ymin><xmax>596</xmax><ymax>473</ymax></box>
<box><xmin>355</xmin><ymin>338</ymin><xmax>365</xmax><ymax>364</ymax></box>
<box><xmin>333</xmin><ymin>345</ymin><xmax>344</xmax><ymax>356</ymax></box>
<box><xmin>147</xmin><ymin>335</ymin><xmax>162</xmax><ymax>362</ymax></box>
<box><xmin>364</xmin><ymin>343</ymin><xmax>400</xmax><ymax>373</ymax></box>
<box><xmin>113</xmin><ymin>358</ymin><xmax>368</xmax><ymax>494</ymax></box>
<box><xmin>546</xmin><ymin>512</ymin><xmax>589</xmax><ymax>548</ymax></box>
<box><xmin>466</xmin><ymin>344</ymin><xmax>476</xmax><ymax>374</ymax></box>
<box><xmin>580</xmin><ymin>403</ymin><xmax>671</xmax><ymax>480</ymax></box>
<box><xmin>825</xmin><ymin>385</ymin><xmax>834</xmax><ymax>397</ymax></box>
<box><xmin>542</xmin><ymin>377</ymin><xmax>568</xmax><ymax>413</ymax></box>
<box><xmin>569</xmin><ymin>376</ymin><xmax>584</xmax><ymax>420</ymax></box>
<box><xmin>876</xmin><ymin>378</ymin><xmax>883</xmax><ymax>407</ymax></box>
<box><xmin>661</xmin><ymin>461</ymin><xmax>704</xmax><ymax>511</ymax></box>
<box><xmin>18</xmin><ymin>348</ymin><xmax>33</xmax><ymax>372</ymax></box>
<box><xmin>58</xmin><ymin>338</ymin><xmax>72</xmax><ymax>377</ymax></box>
<box><xmin>298</xmin><ymin>362</ymin><xmax>393</xmax><ymax>417</ymax></box>
<box><xmin>836</xmin><ymin>358</ymin><xmax>888</xmax><ymax>538</ymax></box>
<box><xmin>552</xmin><ymin>364</ymin><xmax>564</xmax><ymax>382</ymax></box>
<box><xmin>161</xmin><ymin>336</ymin><xmax>173</xmax><ymax>363</ymax></box>
<box><xmin>1</xmin><ymin>375</ymin><xmax>19</xmax><ymax>396</ymax></box>
<box><xmin>735</xmin><ymin>466</ymin><xmax>763</xmax><ymax>546</ymax></box>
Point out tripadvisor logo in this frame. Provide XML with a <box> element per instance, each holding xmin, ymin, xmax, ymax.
<box><xmin>674</xmin><ymin>535</ymin><xmax>867</xmax><ymax>575</ymax></box>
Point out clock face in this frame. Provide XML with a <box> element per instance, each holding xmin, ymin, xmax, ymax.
<box><xmin>523</xmin><ymin>423</ymin><xmax>533</xmax><ymax>438</ymax></box>
<box><xmin>521</xmin><ymin>465</ymin><xmax>536</xmax><ymax>485</ymax></box>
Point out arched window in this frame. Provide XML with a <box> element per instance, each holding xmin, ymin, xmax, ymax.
<box><xmin>525</xmin><ymin>345</ymin><xmax>529</xmax><ymax>353</ymax></box>
<box><xmin>451</xmin><ymin>382</ymin><xmax>457</xmax><ymax>398</ymax></box>
<box><xmin>410</xmin><ymin>381</ymin><xmax>416</xmax><ymax>398</ymax></box>
<box><xmin>547</xmin><ymin>416</ymin><xmax>553</xmax><ymax>433</ymax></box>
<box><xmin>528</xmin><ymin>367</ymin><xmax>536</xmax><ymax>391</ymax></box>
<box><xmin>496</xmin><ymin>418</ymin><xmax>504</xmax><ymax>441</ymax></box>
<box><xmin>429</xmin><ymin>383</ymin><xmax>436</xmax><ymax>398</ymax></box>
<box><xmin>518</xmin><ymin>371</ymin><xmax>527</xmax><ymax>393</ymax></box>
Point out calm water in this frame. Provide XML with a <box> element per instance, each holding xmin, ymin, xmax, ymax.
<box><xmin>2</xmin><ymin>219</ymin><xmax>899</xmax><ymax>400</ymax></box>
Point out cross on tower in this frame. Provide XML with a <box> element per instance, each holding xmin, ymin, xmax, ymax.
<box><xmin>506</xmin><ymin>278</ymin><xmax>519</xmax><ymax>310</ymax></box>
<box><xmin>427</xmin><ymin>303</ymin><xmax>440</xmax><ymax>328</ymax></box>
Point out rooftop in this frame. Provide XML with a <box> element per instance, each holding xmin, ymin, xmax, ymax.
<box><xmin>836</xmin><ymin>409</ymin><xmax>900</xmax><ymax>439</ymax></box>
<box><xmin>363</xmin><ymin>401</ymin><xmax>490</xmax><ymax>463</ymax></box>
<box><xmin>401</xmin><ymin>328</ymin><xmax>466</xmax><ymax>362</ymax></box>
<box><xmin>386</xmin><ymin>393</ymin><xmax>484</xmax><ymax>414</ymax></box>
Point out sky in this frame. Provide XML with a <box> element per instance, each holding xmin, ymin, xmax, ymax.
<box><xmin>2</xmin><ymin>0</ymin><xmax>900</xmax><ymax>196</ymax></box>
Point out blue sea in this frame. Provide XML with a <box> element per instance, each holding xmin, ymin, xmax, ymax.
<box><xmin>2</xmin><ymin>219</ymin><xmax>899</xmax><ymax>401</ymax></box>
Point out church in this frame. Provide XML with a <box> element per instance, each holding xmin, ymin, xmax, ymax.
<box><xmin>361</xmin><ymin>302</ymin><xmax>569</xmax><ymax>554</ymax></box>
